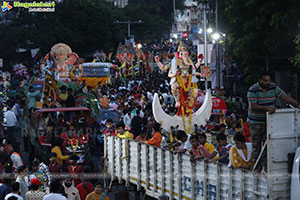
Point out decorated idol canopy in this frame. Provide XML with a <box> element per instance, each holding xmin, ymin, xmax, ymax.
<box><xmin>152</xmin><ymin>41</ymin><xmax>212</xmax><ymax>134</ymax></box>
<box><xmin>43</xmin><ymin>43</ymin><xmax>79</xmax><ymax>79</ymax></box>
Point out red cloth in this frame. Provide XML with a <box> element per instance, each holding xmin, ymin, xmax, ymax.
<box><xmin>104</xmin><ymin>128</ymin><xmax>117</xmax><ymax>136</ymax></box>
<box><xmin>31</xmin><ymin>178</ymin><xmax>41</xmax><ymax>186</ymax></box>
<box><xmin>48</xmin><ymin>162</ymin><xmax>62</xmax><ymax>173</ymax></box>
<box><xmin>145</xmin><ymin>132</ymin><xmax>162</xmax><ymax>148</ymax></box>
<box><xmin>76</xmin><ymin>182</ymin><xmax>93</xmax><ymax>200</ymax></box>
<box><xmin>134</xmin><ymin>93</ymin><xmax>140</xmax><ymax>100</ymax></box>
<box><xmin>68</xmin><ymin>165</ymin><xmax>84</xmax><ymax>186</ymax></box>
<box><xmin>243</xmin><ymin>121</ymin><xmax>251</xmax><ymax>142</ymax></box>
<box><xmin>145</xmin><ymin>53</ymin><xmax>151</xmax><ymax>73</ymax></box>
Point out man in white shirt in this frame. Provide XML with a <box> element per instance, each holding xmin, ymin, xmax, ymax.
<box><xmin>4</xmin><ymin>105</ymin><xmax>19</xmax><ymax>152</ymax></box>
<box><xmin>63</xmin><ymin>177</ymin><xmax>80</xmax><ymax>200</ymax></box>
<box><xmin>123</xmin><ymin>109</ymin><xmax>132</xmax><ymax>129</ymax></box>
<box><xmin>4</xmin><ymin>182</ymin><xmax>23</xmax><ymax>200</ymax></box>
<box><xmin>4</xmin><ymin>106</ymin><xmax>17</xmax><ymax>128</ymax></box>
<box><xmin>12</xmin><ymin>100</ymin><xmax>21</xmax><ymax>120</ymax></box>
<box><xmin>10</xmin><ymin>150</ymin><xmax>24</xmax><ymax>170</ymax></box>
<box><xmin>43</xmin><ymin>181</ymin><xmax>67</xmax><ymax>200</ymax></box>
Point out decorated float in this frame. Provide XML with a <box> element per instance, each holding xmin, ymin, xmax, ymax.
<box><xmin>38</xmin><ymin>43</ymin><xmax>82</xmax><ymax>106</ymax></box>
<box><xmin>116</xmin><ymin>42</ymin><xmax>148</xmax><ymax>80</ymax></box>
<box><xmin>153</xmin><ymin>42</ymin><xmax>213</xmax><ymax>134</ymax></box>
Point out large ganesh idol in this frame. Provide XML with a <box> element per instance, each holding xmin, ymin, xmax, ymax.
<box><xmin>153</xmin><ymin>42</ymin><xmax>212</xmax><ymax>134</ymax></box>
<box><xmin>155</xmin><ymin>42</ymin><xmax>202</xmax><ymax>107</ymax></box>
<box><xmin>45</xmin><ymin>43</ymin><xmax>79</xmax><ymax>79</ymax></box>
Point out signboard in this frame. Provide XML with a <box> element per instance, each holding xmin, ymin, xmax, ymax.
<box><xmin>196</xmin><ymin>91</ymin><xmax>227</xmax><ymax>115</ymax></box>
<box><xmin>0</xmin><ymin>58</ymin><xmax>3</xmax><ymax>68</ymax></box>
<box><xmin>212</xmin><ymin>97</ymin><xmax>227</xmax><ymax>115</ymax></box>
<box><xmin>182</xmin><ymin>32</ymin><xmax>189</xmax><ymax>38</ymax></box>
<box><xmin>197</xmin><ymin>44</ymin><xmax>213</xmax><ymax>64</ymax></box>
<box><xmin>200</xmin><ymin>65</ymin><xmax>212</xmax><ymax>81</ymax></box>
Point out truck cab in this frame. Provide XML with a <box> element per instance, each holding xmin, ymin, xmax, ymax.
<box><xmin>79</xmin><ymin>62</ymin><xmax>113</xmax><ymax>88</ymax></box>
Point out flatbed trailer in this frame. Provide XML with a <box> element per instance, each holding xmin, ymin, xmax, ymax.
<box><xmin>104</xmin><ymin>108</ymin><xmax>300</xmax><ymax>199</ymax></box>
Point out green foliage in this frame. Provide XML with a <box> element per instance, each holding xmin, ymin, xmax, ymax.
<box><xmin>0</xmin><ymin>0</ymin><xmax>184</xmax><ymax>67</ymax></box>
<box><xmin>291</xmin><ymin>24</ymin><xmax>300</xmax><ymax>68</ymax></box>
<box><xmin>218</xmin><ymin>0</ymin><xmax>300</xmax><ymax>83</ymax></box>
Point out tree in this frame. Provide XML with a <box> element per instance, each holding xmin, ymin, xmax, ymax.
<box><xmin>0</xmin><ymin>0</ymin><xmax>185</xmax><ymax>69</ymax></box>
<box><xmin>218</xmin><ymin>0</ymin><xmax>300</xmax><ymax>82</ymax></box>
<box><xmin>124</xmin><ymin>0</ymin><xmax>184</xmax><ymax>42</ymax></box>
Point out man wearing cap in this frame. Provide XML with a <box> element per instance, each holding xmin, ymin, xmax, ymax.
<box><xmin>25</xmin><ymin>178</ymin><xmax>46</xmax><ymax>200</ymax></box>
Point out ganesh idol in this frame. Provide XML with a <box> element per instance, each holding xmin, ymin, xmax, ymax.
<box><xmin>155</xmin><ymin>42</ymin><xmax>203</xmax><ymax>108</ymax></box>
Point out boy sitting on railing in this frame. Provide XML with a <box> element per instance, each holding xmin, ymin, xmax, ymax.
<box><xmin>104</xmin><ymin>119</ymin><xmax>117</xmax><ymax>136</ymax></box>
<box><xmin>145</xmin><ymin>122</ymin><xmax>162</xmax><ymax>148</ymax></box>
<box><xmin>197</xmin><ymin>133</ymin><xmax>217</xmax><ymax>159</ymax></box>
<box><xmin>170</xmin><ymin>130</ymin><xmax>188</xmax><ymax>154</ymax></box>
<box><xmin>206</xmin><ymin>133</ymin><xmax>232</xmax><ymax>164</ymax></box>
<box><xmin>189</xmin><ymin>135</ymin><xmax>201</xmax><ymax>162</ymax></box>
<box><xmin>116</xmin><ymin>121</ymin><xmax>134</xmax><ymax>139</ymax></box>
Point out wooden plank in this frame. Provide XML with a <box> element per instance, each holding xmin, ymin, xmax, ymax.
<box><xmin>118</xmin><ymin>138</ymin><xmax>122</xmax><ymax>183</ymax></box>
<box><xmin>177</xmin><ymin>154</ymin><xmax>182</xmax><ymax>200</ymax></box>
<box><xmin>125</xmin><ymin>139</ymin><xmax>130</xmax><ymax>187</ymax></box>
<box><xmin>191</xmin><ymin>162</ymin><xmax>195</xmax><ymax>200</ymax></box>
<box><xmin>169</xmin><ymin>151</ymin><xmax>174</xmax><ymax>200</ymax></box>
<box><xmin>111</xmin><ymin>137</ymin><xmax>115</xmax><ymax>180</ymax></box>
<box><xmin>137</xmin><ymin>142</ymin><xmax>141</xmax><ymax>191</ymax></box>
<box><xmin>145</xmin><ymin>145</ymin><xmax>150</xmax><ymax>189</ymax></box>
<box><xmin>161</xmin><ymin>149</ymin><xmax>165</xmax><ymax>196</ymax></box>
<box><xmin>203</xmin><ymin>161</ymin><xmax>208</xmax><ymax>200</ymax></box>
<box><xmin>216</xmin><ymin>164</ymin><xmax>221</xmax><ymax>200</ymax></box>
<box><xmin>152</xmin><ymin>147</ymin><xmax>157</xmax><ymax>194</ymax></box>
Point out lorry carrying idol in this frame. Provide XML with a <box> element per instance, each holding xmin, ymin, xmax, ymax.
<box><xmin>103</xmin><ymin>41</ymin><xmax>300</xmax><ymax>199</ymax></box>
<box><xmin>104</xmin><ymin>108</ymin><xmax>300</xmax><ymax>200</ymax></box>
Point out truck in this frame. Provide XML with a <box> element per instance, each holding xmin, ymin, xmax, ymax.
<box><xmin>104</xmin><ymin>108</ymin><xmax>300</xmax><ymax>200</ymax></box>
<box><xmin>79</xmin><ymin>62</ymin><xmax>113</xmax><ymax>88</ymax></box>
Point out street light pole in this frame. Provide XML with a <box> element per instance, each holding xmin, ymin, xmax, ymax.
<box><xmin>173</xmin><ymin>0</ymin><xmax>176</xmax><ymax>22</ymax></box>
<box><xmin>114</xmin><ymin>20</ymin><xmax>144</xmax><ymax>38</ymax></box>
<box><xmin>199</xmin><ymin>0</ymin><xmax>210</xmax><ymax>90</ymax></box>
<box><xmin>200</xmin><ymin>1</ymin><xmax>209</xmax><ymax>66</ymax></box>
<box><xmin>215</xmin><ymin>0</ymin><xmax>220</xmax><ymax>88</ymax></box>
<box><xmin>128</xmin><ymin>22</ymin><xmax>130</xmax><ymax>38</ymax></box>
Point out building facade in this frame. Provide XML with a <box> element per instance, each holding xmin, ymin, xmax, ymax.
<box><xmin>106</xmin><ymin>0</ymin><xmax>128</xmax><ymax>8</ymax></box>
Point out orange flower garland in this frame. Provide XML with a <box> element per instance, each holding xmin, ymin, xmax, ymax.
<box><xmin>68</xmin><ymin>138</ymin><xmax>79</xmax><ymax>151</ymax></box>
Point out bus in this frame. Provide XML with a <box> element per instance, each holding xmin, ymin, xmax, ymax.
<box><xmin>79</xmin><ymin>62</ymin><xmax>113</xmax><ymax>88</ymax></box>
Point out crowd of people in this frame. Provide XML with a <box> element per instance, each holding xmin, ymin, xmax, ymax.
<box><xmin>1</xmin><ymin>40</ymin><xmax>300</xmax><ymax>200</ymax></box>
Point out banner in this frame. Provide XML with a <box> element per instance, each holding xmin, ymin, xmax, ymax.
<box><xmin>201</xmin><ymin>65</ymin><xmax>212</xmax><ymax>81</ymax></box>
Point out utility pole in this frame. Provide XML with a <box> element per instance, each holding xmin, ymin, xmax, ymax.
<box><xmin>173</xmin><ymin>0</ymin><xmax>176</xmax><ymax>22</ymax></box>
<box><xmin>215</xmin><ymin>0</ymin><xmax>220</xmax><ymax>88</ymax></box>
<box><xmin>199</xmin><ymin>1</ymin><xmax>210</xmax><ymax>67</ymax></box>
<box><xmin>114</xmin><ymin>20</ymin><xmax>143</xmax><ymax>38</ymax></box>
<box><xmin>199</xmin><ymin>0</ymin><xmax>210</xmax><ymax>90</ymax></box>
<box><xmin>173</xmin><ymin>0</ymin><xmax>177</xmax><ymax>34</ymax></box>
